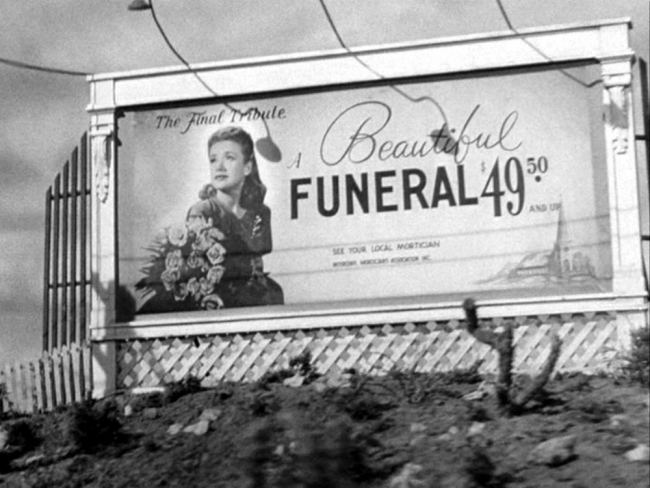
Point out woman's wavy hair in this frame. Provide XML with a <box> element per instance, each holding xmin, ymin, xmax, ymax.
<box><xmin>199</xmin><ymin>126</ymin><xmax>267</xmax><ymax>209</ymax></box>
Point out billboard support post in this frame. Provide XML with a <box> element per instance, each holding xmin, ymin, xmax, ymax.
<box><xmin>89</xmin><ymin>109</ymin><xmax>118</xmax><ymax>397</ymax></box>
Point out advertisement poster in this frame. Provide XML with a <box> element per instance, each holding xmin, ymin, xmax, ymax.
<box><xmin>117</xmin><ymin>66</ymin><xmax>612</xmax><ymax>316</ymax></box>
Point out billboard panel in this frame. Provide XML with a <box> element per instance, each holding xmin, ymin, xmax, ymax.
<box><xmin>117</xmin><ymin>65</ymin><xmax>612</xmax><ymax>316</ymax></box>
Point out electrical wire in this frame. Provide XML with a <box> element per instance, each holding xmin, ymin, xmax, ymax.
<box><xmin>0</xmin><ymin>2</ymin><xmax>603</xmax><ymax>87</ymax></box>
<box><xmin>148</xmin><ymin>0</ymin><xmax>276</xmax><ymax>148</ymax></box>
<box><xmin>494</xmin><ymin>0</ymin><xmax>600</xmax><ymax>88</ymax></box>
<box><xmin>149</xmin><ymin>1</ymin><xmax>217</xmax><ymax>98</ymax></box>
<box><xmin>0</xmin><ymin>55</ymin><xmax>88</xmax><ymax>77</ymax></box>
<box><xmin>317</xmin><ymin>0</ymin><xmax>451</xmax><ymax>128</ymax></box>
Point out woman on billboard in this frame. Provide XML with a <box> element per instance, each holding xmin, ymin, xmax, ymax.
<box><xmin>137</xmin><ymin>126</ymin><xmax>284</xmax><ymax>313</ymax></box>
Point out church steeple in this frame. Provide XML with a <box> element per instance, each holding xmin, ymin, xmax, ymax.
<box><xmin>549</xmin><ymin>203</ymin><xmax>569</xmax><ymax>277</ymax></box>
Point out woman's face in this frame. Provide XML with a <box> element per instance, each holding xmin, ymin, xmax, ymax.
<box><xmin>208</xmin><ymin>140</ymin><xmax>252</xmax><ymax>195</ymax></box>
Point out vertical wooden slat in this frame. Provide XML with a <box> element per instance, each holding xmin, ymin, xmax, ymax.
<box><xmin>62</xmin><ymin>346</ymin><xmax>73</xmax><ymax>404</ymax></box>
<box><xmin>43</xmin><ymin>352</ymin><xmax>54</xmax><ymax>411</ymax></box>
<box><xmin>59</xmin><ymin>348</ymin><xmax>67</xmax><ymax>407</ymax></box>
<box><xmin>639</xmin><ymin>58</ymin><xmax>649</xmax><ymax>157</ymax></box>
<box><xmin>52</xmin><ymin>174</ymin><xmax>61</xmax><ymax>349</ymax></box>
<box><xmin>4</xmin><ymin>364</ymin><xmax>14</xmax><ymax>411</ymax></box>
<box><xmin>24</xmin><ymin>361</ymin><xmax>34</xmax><ymax>413</ymax></box>
<box><xmin>7</xmin><ymin>364</ymin><xmax>17</xmax><ymax>412</ymax></box>
<box><xmin>80</xmin><ymin>134</ymin><xmax>88</xmax><ymax>342</ymax></box>
<box><xmin>0</xmin><ymin>370</ymin><xmax>7</xmax><ymax>412</ymax></box>
<box><xmin>52</xmin><ymin>348</ymin><xmax>63</xmax><ymax>407</ymax></box>
<box><xmin>639</xmin><ymin>58</ymin><xmax>650</xmax><ymax>238</ymax></box>
<box><xmin>61</xmin><ymin>162</ymin><xmax>69</xmax><ymax>347</ymax></box>
<box><xmin>53</xmin><ymin>352</ymin><xmax>61</xmax><ymax>410</ymax></box>
<box><xmin>14</xmin><ymin>361</ymin><xmax>25</xmax><ymax>413</ymax></box>
<box><xmin>71</xmin><ymin>344</ymin><xmax>82</xmax><ymax>402</ymax></box>
<box><xmin>33</xmin><ymin>361</ymin><xmax>44</xmax><ymax>412</ymax></box>
<box><xmin>70</xmin><ymin>150</ymin><xmax>79</xmax><ymax>344</ymax></box>
<box><xmin>13</xmin><ymin>362</ymin><xmax>22</xmax><ymax>413</ymax></box>
<box><xmin>22</xmin><ymin>362</ymin><xmax>31</xmax><ymax>413</ymax></box>
<box><xmin>43</xmin><ymin>187</ymin><xmax>52</xmax><ymax>352</ymax></box>
<box><xmin>76</xmin><ymin>345</ymin><xmax>85</xmax><ymax>402</ymax></box>
<box><xmin>83</xmin><ymin>342</ymin><xmax>92</xmax><ymax>399</ymax></box>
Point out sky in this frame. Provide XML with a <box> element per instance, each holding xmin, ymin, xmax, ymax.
<box><xmin>0</xmin><ymin>0</ymin><xmax>648</xmax><ymax>364</ymax></box>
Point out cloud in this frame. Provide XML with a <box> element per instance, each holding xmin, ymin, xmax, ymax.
<box><xmin>0</xmin><ymin>67</ymin><xmax>89</xmax><ymax>237</ymax></box>
<box><xmin>0</xmin><ymin>150</ymin><xmax>49</xmax><ymax>232</ymax></box>
<box><xmin>0</xmin><ymin>295</ymin><xmax>41</xmax><ymax>315</ymax></box>
<box><xmin>0</xmin><ymin>148</ymin><xmax>42</xmax><ymax>185</ymax></box>
<box><xmin>0</xmin><ymin>310</ymin><xmax>42</xmax><ymax>363</ymax></box>
<box><xmin>0</xmin><ymin>230</ymin><xmax>42</xmax><ymax>313</ymax></box>
<box><xmin>0</xmin><ymin>208</ymin><xmax>44</xmax><ymax>233</ymax></box>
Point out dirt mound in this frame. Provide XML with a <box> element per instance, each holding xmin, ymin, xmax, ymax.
<box><xmin>0</xmin><ymin>370</ymin><xmax>648</xmax><ymax>487</ymax></box>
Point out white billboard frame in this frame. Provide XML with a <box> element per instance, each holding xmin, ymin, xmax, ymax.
<box><xmin>87</xmin><ymin>18</ymin><xmax>647</xmax><ymax>342</ymax></box>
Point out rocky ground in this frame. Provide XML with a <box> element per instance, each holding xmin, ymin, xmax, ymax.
<box><xmin>0</xmin><ymin>359</ymin><xmax>648</xmax><ymax>488</ymax></box>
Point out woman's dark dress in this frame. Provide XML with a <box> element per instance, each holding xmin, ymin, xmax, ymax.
<box><xmin>137</xmin><ymin>198</ymin><xmax>284</xmax><ymax>313</ymax></box>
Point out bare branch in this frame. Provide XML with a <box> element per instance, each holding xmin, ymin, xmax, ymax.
<box><xmin>462</xmin><ymin>298</ymin><xmax>563</xmax><ymax>416</ymax></box>
<box><xmin>463</xmin><ymin>298</ymin><xmax>501</xmax><ymax>348</ymax></box>
<box><xmin>513</xmin><ymin>333</ymin><xmax>561</xmax><ymax>409</ymax></box>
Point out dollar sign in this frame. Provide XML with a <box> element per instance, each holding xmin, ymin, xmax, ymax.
<box><xmin>481</xmin><ymin>161</ymin><xmax>486</xmax><ymax>173</ymax></box>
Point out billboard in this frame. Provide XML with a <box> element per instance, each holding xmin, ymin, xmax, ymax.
<box><xmin>117</xmin><ymin>65</ymin><xmax>612</xmax><ymax>316</ymax></box>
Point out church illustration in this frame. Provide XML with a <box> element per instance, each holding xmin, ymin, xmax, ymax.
<box><xmin>480</xmin><ymin>205</ymin><xmax>599</xmax><ymax>287</ymax></box>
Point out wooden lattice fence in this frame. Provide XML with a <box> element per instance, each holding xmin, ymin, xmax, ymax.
<box><xmin>117</xmin><ymin>312</ymin><xmax>620</xmax><ymax>389</ymax></box>
<box><xmin>0</xmin><ymin>342</ymin><xmax>92</xmax><ymax>414</ymax></box>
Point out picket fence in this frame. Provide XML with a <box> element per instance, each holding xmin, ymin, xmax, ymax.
<box><xmin>0</xmin><ymin>342</ymin><xmax>92</xmax><ymax>414</ymax></box>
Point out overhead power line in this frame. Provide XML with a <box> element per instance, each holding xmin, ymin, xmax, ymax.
<box><xmin>494</xmin><ymin>0</ymin><xmax>600</xmax><ymax>88</ymax></box>
<box><xmin>148</xmin><ymin>1</ymin><xmax>218</xmax><ymax>98</ymax></box>
<box><xmin>143</xmin><ymin>0</ymin><xmax>450</xmax><ymax>136</ymax></box>
<box><xmin>144</xmin><ymin>0</ymin><xmax>282</xmax><ymax>162</ymax></box>
<box><xmin>0</xmin><ymin>55</ymin><xmax>88</xmax><ymax>77</ymax></box>
<box><xmin>316</xmin><ymin>0</ymin><xmax>452</xmax><ymax>133</ymax></box>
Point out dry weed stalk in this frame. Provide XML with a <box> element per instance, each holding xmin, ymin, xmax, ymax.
<box><xmin>462</xmin><ymin>298</ymin><xmax>561</xmax><ymax>415</ymax></box>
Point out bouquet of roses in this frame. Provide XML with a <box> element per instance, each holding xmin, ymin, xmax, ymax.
<box><xmin>137</xmin><ymin>217</ymin><xmax>229</xmax><ymax>311</ymax></box>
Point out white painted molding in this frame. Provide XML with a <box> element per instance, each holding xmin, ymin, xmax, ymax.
<box><xmin>89</xmin><ymin>111</ymin><xmax>117</xmax><ymax>332</ymax></box>
<box><xmin>87</xmin><ymin>18</ymin><xmax>633</xmax><ymax>112</ymax></box>
<box><xmin>92</xmin><ymin>134</ymin><xmax>111</xmax><ymax>203</ymax></box>
<box><xmin>601</xmin><ymin>56</ymin><xmax>646</xmax><ymax>296</ymax></box>
<box><xmin>90</xmin><ymin>292</ymin><xmax>648</xmax><ymax>342</ymax></box>
<box><xmin>91</xmin><ymin>341</ymin><xmax>117</xmax><ymax>398</ymax></box>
